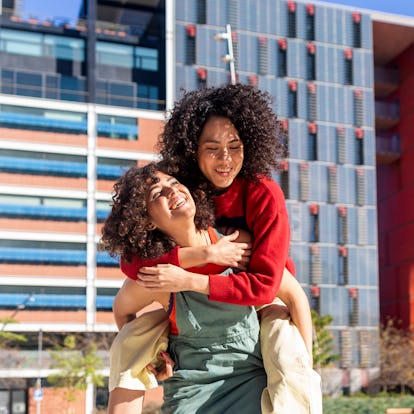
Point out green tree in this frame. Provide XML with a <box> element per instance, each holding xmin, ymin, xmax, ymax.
<box><xmin>378</xmin><ymin>318</ymin><xmax>414</xmax><ymax>393</ymax></box>
<box><xmin>312</xmin><ymin>310</ymin><xmax>339</xmax><ymax>370</ymax></box>
<box><xmin>0</xmin><ymin>318</ymin><xmax>28</xmax><ymax>348</ymax></box>
<box><xmin>48</xmin><ymin>334</ymin><xmax>105</xmax><ymax>413</ymax></box>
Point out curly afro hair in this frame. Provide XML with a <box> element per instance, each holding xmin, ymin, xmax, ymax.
<box><xmin>100</xmin><ymin>162</ymin><xmax>215</xmax><ymax>262</ymax></box>
<box><xmin>157</xmin><ymin>83</ymin><xmax>286</xmax><ymax>193</ymax></box>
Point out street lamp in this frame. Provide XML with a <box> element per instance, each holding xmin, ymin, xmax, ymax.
<box><xmin>1</xmin><ymin>292</ymin><xmax>35</xmax><ymax>331</ymax></box>
<box><xmin>214</xmin><ymin>24</ymin><xmax>236</xmax><ymax>85</ymax></box>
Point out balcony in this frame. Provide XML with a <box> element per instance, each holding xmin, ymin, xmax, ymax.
<box><xmin>375</xmin><ymin>100</ymin><xmax>400</xmax><ymax>131</ymax></box>
<box><xmin>0</xmin><ymin>8</ymin><xmax>136</xmax><ymax>42</ymax></box>
<box><xmin>376</xmin><ymin>134</ymin><xmax>400</xmax><ymax>165</ymax></box>
<box><xmin>374</xmin><ymin>66</ymin><xmax>399</xmax><ymax>98</ymax></box>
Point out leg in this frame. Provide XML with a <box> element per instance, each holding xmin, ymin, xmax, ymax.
<box><xmin>259</xmin><ymin>301</ymin><xmax>323</xmax><ymax>414</ymax></box>
<box><xmin>108</xmin><ymin>388</ymin><xmax>145</xmax><ymax>414</ymax></box>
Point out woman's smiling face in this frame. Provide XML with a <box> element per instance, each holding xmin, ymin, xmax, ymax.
<box><xmin>197</xmin><ymin>116</ymin><xmax>244</xmax><ymax>190</ymax></box>
<box><xmin>146</xmin><ymin>171</ymin><xmax>196</xmax><ymax>235</ymax></box>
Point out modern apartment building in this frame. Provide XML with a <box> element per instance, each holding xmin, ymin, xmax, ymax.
<box><xmin>0</xmin><ymin>0</ymin><xmax>413</xmax><ymax>412</ymax></box>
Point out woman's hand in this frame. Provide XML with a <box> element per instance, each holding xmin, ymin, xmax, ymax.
<box><xmin>137</xmin><ymin>264</ymin><xmax>210</xmax><ymax>294</ymax></box>
<box><xmin>207</xmin><ymin>231</ymin><xmax>252</xmax><ymax>270</ymax></box>
<box><xmin>146</xmin><ymin>351</ymin><xmax>175</xmax><ymax>381</ymax></box>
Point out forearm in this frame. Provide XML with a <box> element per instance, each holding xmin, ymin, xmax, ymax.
<box><xmin>178</xmin><ymin>246</ymin><xmax>209</xmax><ymax>268</ymax></box>
<box><xmin>186</xmin><ymin>271</ymin><xmax>210</xmax><ymax>294</ymax></box>
<box><xmin>137</xmin><ymin>264</ymin><xmax>210</xmax><ymax>294</ymax></box>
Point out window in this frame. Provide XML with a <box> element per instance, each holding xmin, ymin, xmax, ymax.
<box><xmin>0</xmin><ymin>29</ymin><xmax>42</xmax><ymax>56</ymax></box>
<box><xmin>197</xmin><ymin>0</ymin><xmax>207</xmax><ymax>24</ymax></box>
<box><xmin>344</xmin><ymin>49</ymin><xmax>353</xmax><ymax>84</ymax></box>
<box><xmin>0</xmin><ymin>104</ymin><xmax>87</xmax><ymax>134</ymax></box>
<box><xmin>356</xmin><ymin>167</ymin><xmax>365</xmax><ymax>206</ymax></box>
<box><xmin>137</xmin><ymin>84</ymin><xmax>160</xmax><ymax>110</ymax></box>
<box><xmin>328</xmin><ymin>165</ymin><xmax>338</xmax><ymax>203</ymax></box>
<box><xmin>305</xmin><ymin>4</ymin><xmax>315</xmax><ymax>41</ymax></box>
<box><xmin>258</xmin><ymin>37</ymin><xmax>268</xmax><ymax>75</ymax></box>
<box><xmin>308</xmin><ymin>123</ymin><xmax>317</xmax><ymax>160</ymax></box>
<box><xmin>354</xmin><ymin>89</ymin><xmax>364</xmax><ymax>126</ymax></box>
<box><xmin>310</xmin><ymin>285</ymin><xmax>320</xmax><ymax>314</ymax></box>
<box><xmin>135</xmin><ymin>47</ymin><xmax>158</xmax><ymax>71</ymax></box>
<box><xmin>309</xmin><ymin>205</ymin><xmax>319</xmax><ymax>242</ymax></box>
<box><xmin>97</xmin><ymin>114</ymin><xmax>138</xmax><ymax>141</ymax></box>
<box><xmin>60</xmin><ymin>76</ymin><xmax>86</xmax><ymax>102</ymax></box>
<box><xmin>338</xmin><ymin>246</ymin><xmax>348</xmax><ymax>285</ymax></box>
<box><xmin>338</xmin><ymin>206</ymin><xmax>348</xmax><ymax>244</ymax></box>
<box><xmin>16</xmin><ymin>72</ymin><xmax>42</xmax><ymax>98</ymax></box>
<box><xmin>299</xmin><ymin>162</ymin><xmax>309</xmax><ymax>201</ymax></box>
<box><xmin>352</xmin><ymin>13</ymin><xmax>362</xmax><ymax>48</ymax></box>
<box><xmin>287</xmin><ymin>2</ymin><xmax>297</xmax><ymax>38</ymax></box>
<box><xmin>44</xmin><ymin>35</ymin><xmax>85</xmax><ymax>62</ymax></box>
<box><xmin>288</xmin><ymin>81</ymin><xmax>298</xmax><ymax>118</ymax></box>
<box><xmin>307</xmin><ymin>83</ymin><xmax>317</xmax><ymax>121</ymax></box>
<box><xmin>96</xmin><ymin>42</ymin><xmax>133</xmax><ymax>68</ymax></box>
<box><xmin>357</xmin><ymin>208</ymin><xmax>368</xmax><ymax>245</ymax></box>
<box><xmin>280</xmin><ymin>161</ymin><xmax>289</xmax><ymax>198</ymax></box>
<box><xmin>108</xmin><ymin>82</ymin><xmax>134</xmax><ymax>107</ymax></box>
<box><xmin>185</xmin><ymin>25</ymin><xmax>196</xmax><ymax>65</ymax></box>
<box><xmin>227</xmin><ymin>0</ymin><xmax>239</xmax><ymax>28</ymax></box>
<box><xmin>359</xmin><ymin>331</ymin><xmax>370</xmax><ymax>368</ymax></box>
<box><xmin>340</xmin><ymin>330</ymin><xmax>352</xmax><ymax>368</ymax></box>
<box><xmin>355</xmin><ymin>128</ymin><xmax>364</xmax><ymax>165</ymax></box>
<box><xmin>349</xmin><ymin>288</ymin><xmax>359</xmax><ymax>326</ymax></box>
<box><xmin>277</xmin><ymin>39</ymin><xmax>287</xmax><ymax>77</ymax></box>
<box><xmin>310</xmin><ymin>246</ymin><xmax>321</xmax><ymax>284</ymax></box>
<box><xmin>306</xmin><ymin>43</ymin><xmax>316</xmax><ymax>80</ymax></box>
<box><xmin>336</xmin><ymin>127</ymin><xmax>346</xmax><ymax>164</ymax></box>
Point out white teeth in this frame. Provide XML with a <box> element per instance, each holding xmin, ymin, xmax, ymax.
<box><xmin>171</xmin><ymin>198</ymin><xmax>185</xmax><ymax>210</ymax></box>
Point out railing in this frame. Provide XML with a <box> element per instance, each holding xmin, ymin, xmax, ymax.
<box><xmin>0</xmin><ymin>293</ymin><xmax>113</xmax><ymax>310</ymax></box>
<box><xmin>0</xmin><ymin>156</ymin><xmax>127</xmax><ymax>180</ymax></box>
<box><xmin>375</xmin><ymin>101</ymin><xmax>400</xmax><ymax>119</ymax></box>
<box><xmin>1</xmin><ymin>7</ymin><xmax>138</xmax><ymax>40</ymax></box>
<box><xmin>0</xmin><ymin>349</ymin><xmax>110</xmax><ymax>370</ymax></box>
<box><xmin>0</xmin><ymin>78</ymin><xmax>165</xmax><ymax>110</ymax></box>
<box><xmin>0</xmin><ymin>247</ymin><xmax>117</xmax><ymax>266</ymax></box>
<box><xmin>0</xmin><ymin>111</ymin><xmax>139</xmax><ymax>138</ymax></box>
<box><xmin>376</xmin><ymin>135</ymin><xmax>400</xmax><ymax>164</ymax></box>
<box><xmin>376</xmin><ymin>135</ymin><xmax>400</xmax><ymax>154</ymax></box>
<box><xmin>374</xmin><ymin>66</ymin><xmax>399</xmax><ymax>85</ymax></box>
<box><xmin>0</xmin><ymin>203</ymin><xmax>109</xmax><ymax>222</ymax></box>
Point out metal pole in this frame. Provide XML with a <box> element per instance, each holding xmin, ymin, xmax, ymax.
<box><xmin>226</xmin><ymin>24</ymin><xmax>236</xmax><ymax>85</ymax></box>
<box><xmin>165</xmin><ymin>0</ymin><xmax>176</xmax><ymax>112</ymax></box>
<box><xmin>36</xmin><ymin>329</ymin><xmax>43</xmax><ymax>414</ymax></box>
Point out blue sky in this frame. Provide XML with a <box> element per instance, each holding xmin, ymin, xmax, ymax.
<box><xmin>21</xmin><ymin>0</ymin><xmax>414</xmax><ymax>21</ymax></box>
<box><xmin>22</xmin><ymin>0</ymin><xmax>83</xmax><ymax>25</ymax></box>
<box><xmin>317</xmin><ymin>0</ymin><xmax>414</xmax><ymax>17</ymax></box>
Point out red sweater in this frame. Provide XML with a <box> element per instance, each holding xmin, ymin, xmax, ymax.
<box><xmin>121</xmin><ymin>176</ymin><xmax>295</xmax><ymax>306</ymax></box>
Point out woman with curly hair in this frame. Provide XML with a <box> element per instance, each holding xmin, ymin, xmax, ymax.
<box><xmin>127</xmin><ymin>84</ymin><xmax>322</xmax><ymax>413</ymax></box>
<box><xmin>102</xmin><ymin>162</ymin><xmax>268</xmax><ymax>413</ymax></box>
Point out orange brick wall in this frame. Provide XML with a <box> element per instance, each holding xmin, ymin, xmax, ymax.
<box><xmin>28</xmin><ymin>387</ymin><xmax>85</xmax><ymax>414</ymax></box>
<box><xmin>27</xmin><ymin>386</ymin><xmax>163</xmax><ymax>413</ymax></box>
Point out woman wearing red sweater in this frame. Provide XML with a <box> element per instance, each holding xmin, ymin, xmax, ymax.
<box><xmin>123</xmin><ymin>84</ymin><xmax>322</xmax><ymax>413</ymax></box>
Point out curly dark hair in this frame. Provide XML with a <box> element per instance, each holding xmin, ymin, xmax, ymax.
<box><xmin>100</xmin><ymin>162</ymin><xmax>215</xmax><ymax>261</ymax></box>
<box><xmin>157</xmin><ymin>83</ymin><xmax>286</xmax><ymax>193</ymax></box>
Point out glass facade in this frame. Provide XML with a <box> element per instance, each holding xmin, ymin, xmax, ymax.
<box><xmin>0</xmin><ymin>0</ymin><xmax>166</xmax><ymax>109</ymax></box>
